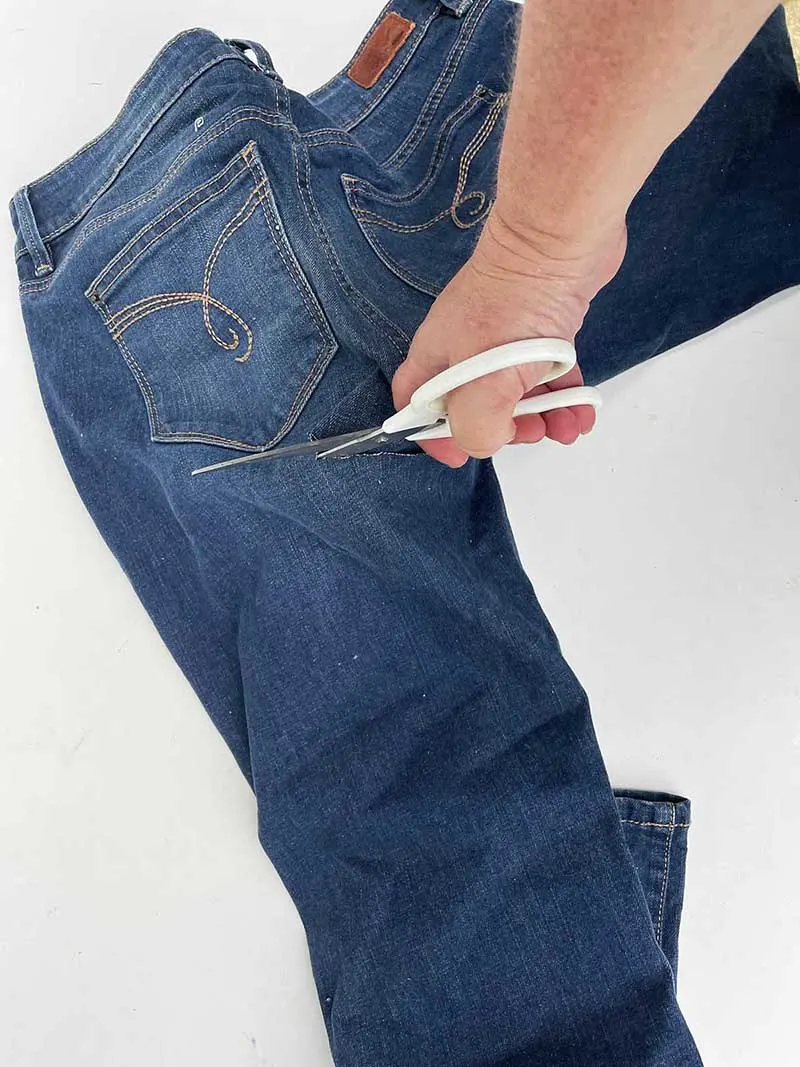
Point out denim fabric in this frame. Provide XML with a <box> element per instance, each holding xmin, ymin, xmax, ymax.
<box><xmin>10</xmin><ymin>3</ymin><xmax>800</xmax><ymax>1064</ymax></box>
<box><xmin>614</xmin><ymin>792</ymin><xmax>692</xmax><ymax>984</ymax></box>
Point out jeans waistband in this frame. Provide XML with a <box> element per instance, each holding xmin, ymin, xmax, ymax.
<box><xmin>9</xmin><ymin>30</ymin><xmax>278</xmax><ymax>275</ymax></box>
<box><xmin>9</xmin><ymin>4</ymin><xmax>483</xmax><ymax>275</ymax></box>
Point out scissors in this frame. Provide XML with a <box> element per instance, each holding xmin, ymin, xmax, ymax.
<box><xmin>191</xmin><ymin>337</ymin><xmax>601</xmax><ymax>475</ymax></box>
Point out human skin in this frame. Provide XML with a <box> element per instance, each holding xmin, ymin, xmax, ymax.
<box><xmin>392</xmin><ymin>0</ymin><xmax>779</xmax><ymax>467</ymax></box>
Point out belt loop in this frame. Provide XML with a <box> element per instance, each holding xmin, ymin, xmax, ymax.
<box><xmin>12</xmin><ymin>186</ymin><xmax>54</xmax><ymax>277</ymax></box>
<box><xmin>438</xmin><ymin>0</ymin><xmax>474</xmax><ymax>14</ymax></box>
<box><xmin>226</xmin><ymin>38</ymin><xmax>283</xmax><ymax>82</ymax></box>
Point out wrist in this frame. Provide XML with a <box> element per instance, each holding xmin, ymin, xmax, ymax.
<box><xmin>478</xmin><ymin>206</ymin><xmax>626</xmax><ymax>277</ymax></box>
<box><xmin>472</xmin><ymin>208</ymin><xmax>628</xmax><ymax>318</ymax></box>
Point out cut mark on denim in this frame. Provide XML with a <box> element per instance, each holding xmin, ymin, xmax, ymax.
<box><xmin>105</xmin><ymin>183</ymin><xmax>265</xmax><ymax>364</ymax></box>
<box><xmin>619</xmin><ymin>819</ymin><xmax>690</xmax><ymax>829</ymax></box>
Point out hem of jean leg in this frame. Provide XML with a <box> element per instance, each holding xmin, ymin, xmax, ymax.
<box><xmin>612</xmin><ymin>789</ymin><xmax>691</xmax><ymax>829</ymax></box>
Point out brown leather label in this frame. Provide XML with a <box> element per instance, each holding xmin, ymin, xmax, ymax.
<box><xmin>347</xmin><ymin>12</ymin><xmax>415</xmax><ymax>89</ymax></box>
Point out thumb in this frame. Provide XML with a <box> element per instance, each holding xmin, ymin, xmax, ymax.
<box><xmin>395</xmin><ymin>343</ymin><xmax>553</xmax><ymax>460</ymax></box>
<box><xmin>391</xmin><ymin>351</ymin><xmax>470</xmax><ymax>468</ymax></box>
<box><xmin>445</xmin><ymin>358</ymin><xmax>556</xmax><ymax>457</ymax></box>
<box><xmin>444</xmin><ymin>365</ymin><xmax>530</xmax><ymax>458</ymax></box>
<box><xmin>391</xmin><ymin>348</ymin><xmax>437</xmax><ymax>412</ymax></box>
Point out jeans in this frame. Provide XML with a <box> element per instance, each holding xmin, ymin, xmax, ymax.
<box><xmin>10</xmin><ymin>3</ymin><xmax>800</xmax><ymax>1063</ymax></box>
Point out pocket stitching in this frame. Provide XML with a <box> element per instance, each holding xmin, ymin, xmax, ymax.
<box><xmin>382</xmin><ymin>0</ymin><xmax>493</xmax><ymax>169</ymax></box>
<box><xmin>291</xmin><ymin>138</ymin><xmax>411</xmax><ymax>356</ymax></box>
<box><xmin>351</xmin><ymin>201</ymin><xmax>482</xmax><ymax>233</ymax></box>
<box><xmin>242</xmin><ymin>149</ymin><xmax>333</xmax><ymax>347</ymax></box>
<box><xmin>101</xmin><ymin>294</ymin><xmax>334</xmax><ymax>451</ymax></box>
<box><xmin>342</xmin><ymin>88</ymin><xmax>507</xmax><ymax>297</ymax></box>
<box><xmin>343</xmin><ymin>208</ymin><xmax>443</xmax><ymax>298</ymax></box>
<box><xmin>88</xmin><ymin>143</ymin><xmax>338</xmax><ymax>451</ymax></box>
<box><xmin>71</xmin><ymin>110</ymin><xmax>293</xmax><ymax>267</ymax></box>
<box><xmin>342</xmin><ymin>86</ymin><xmax>497</xmax><ymax>212</ymax></box>
<box><xmin>91</xmin><ymin>153</ymin><xmax>251</xmax><ymax>299</ymax></box>
<box><xmin>104</xmin><ymin>186</ymin><xmax>264</xmax><ymax>366</ymax></box>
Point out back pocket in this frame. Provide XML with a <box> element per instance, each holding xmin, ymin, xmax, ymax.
<box><xmin>86</xmin><ymin>141</ymin><xmax>336</xmax><ymax>452</ymax></box>
<box><xmin>342</xmin><ymin>85</ymin><xmax>508</xmax><ymax>298</ymax></box>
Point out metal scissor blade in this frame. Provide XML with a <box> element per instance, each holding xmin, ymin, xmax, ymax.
<box><xmin>190</xmin><ymin>429</ymin><xmax>378</xmax><ymax>475</ymax></box>
<box><xmin>315</xmin><ymin>422</ymin><xmax>440</xmax><ymax>459</ymax></box>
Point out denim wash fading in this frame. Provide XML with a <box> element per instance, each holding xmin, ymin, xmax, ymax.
<box><xmin>11</xmin><ymin>2</ymin><xmax>800</xmax><ymax>1064</ymax></box>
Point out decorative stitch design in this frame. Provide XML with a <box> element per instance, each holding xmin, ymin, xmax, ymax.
<box><xmin>105</xmin><ymin>182</ymin><xmax>264</xmax><ymax>364</ymax></box>
<box><xmin>353</xmin><ymin>91</ymin><xmax>508</xmax><ymax>235</ymax></box>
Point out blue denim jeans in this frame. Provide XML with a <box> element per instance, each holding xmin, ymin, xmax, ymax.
<box><xmin>11</xmin><ymin>3</ymin><xmax>800</xmax><ymax>1064</ymax></box>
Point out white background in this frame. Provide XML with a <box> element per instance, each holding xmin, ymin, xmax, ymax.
<box><xmin>1</xmin><ymin>2</ymin><xmax>798</xmax><ymax>1065</ymax></box>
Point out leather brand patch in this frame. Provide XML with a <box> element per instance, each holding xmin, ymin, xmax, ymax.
<box><xmin>347</xmin><ymin>12</ymin><xmax>415</xmax><ymax>89</ymax></box>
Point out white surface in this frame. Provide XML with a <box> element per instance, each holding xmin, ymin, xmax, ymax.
<box><xmin>1</xmin><ymin>3</ymin><xmax>798</xmax><ymax>1065</ymax></box>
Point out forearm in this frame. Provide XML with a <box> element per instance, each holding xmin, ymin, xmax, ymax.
<box><xmin>494</xmin><ymin>0</ymin><xmax>778</xmax><ymax>253</ymax></box>
<box><xmin>397</xmin><ymin>0</ymin><xmax>784</xmax><ymax>463</ymax></box>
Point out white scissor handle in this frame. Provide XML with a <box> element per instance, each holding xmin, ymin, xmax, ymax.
<box><xmin>381</xmin><ymin>338</ymin><xmax>601</xmax><ymax>440</ymax></box>
<box><xmin>410</xmin><ymin>385</ymin><xmax>602</xmax><ymax>440</ymax></box>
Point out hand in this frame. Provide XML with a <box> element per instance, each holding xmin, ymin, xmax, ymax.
<box><xmin>392</xmin><ymin>211</ymin><xmax>627</xmax><ymax>467</ymax></box>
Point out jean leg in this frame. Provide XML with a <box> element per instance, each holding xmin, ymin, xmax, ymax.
<box><xmin>11</xmin><ymin>21</ymin><xmax>707</xmax><ymax>1065</ymax></box>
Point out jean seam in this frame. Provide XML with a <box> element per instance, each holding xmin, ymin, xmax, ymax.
<box><xmin>318</xmin><ymin>448</ymin><xmax>426</xmax><ymax>460</ymax></box>
<box><xmin>655</xmin><ymin>804</ymin><xmax>676</xmax><ymax>946</ymax></box>
<box><xmin>242</xmin><ymin>148</ymin><xmax>340</xmax><ymax>432</ymax></box>
<box><xmin>292</xmin><ymin>139</ymin><xmax>411</xmax><ymax>355</ymax></box>
<box><xmin>91</xmin><ymin>155</ymin><xmax>251</xmax><ymax>299</ymax></box>
<box><xmin>343</xmin><ymin>85</ymin><xmax>494</xmax><ymax>213</ymax></box>
<box><xmin>18</xmin><ymin>109</ymin><xmax>295</xmax><ymax>296</ymax></box>
<box><xmin>19</xmin><ymin>51</ymin><xmax>250</xmax><ymax>253</ymax></box>
<box><xmin>244</xmin><ymin>150</ymin><xmax>333</xmax><ymax>337</ymax></box>
<box><xmin>383</xmin><ymin>0</ymin><xmax>493</xmax><ymax>168</ymax></box>
<box><xmin>342</xmin><ymin>8</ymin><xmax>440</xmax><ymax>133</ymax></box>
<box><xmin>19</xmin><ymin>280</ymin><xmax>52</xmax><ymax>295</ymax></box>
<box><xmin>87</xmin><ymin>143</ymin><xmax>337</xmax><ymax>453</ymax></box>
<box><xmin>302</xmin><ymin>128</ymin><xmax>360</xmax><ymax>140</ymax></box>
<box><xmin>275</xmin><ymin>75</ymin><xmax>293</xmax><ymax>123</ymax></box>
<box><xmin>70</xmin><ymin>110</ymin><xmax>292</xmax><ymax>262</ymax></box>
<box><xmin>306</xmin><ymin>138</ymin><xmax>363</xmax><ymax>149</ymax></box>
<box><xmin>619</xmin><ymin>819</ymin><xmax>690</xmax><ymax>830</ymax></box>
